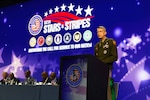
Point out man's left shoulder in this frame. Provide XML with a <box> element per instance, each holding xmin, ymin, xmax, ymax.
<box><xmin>107</xmin><ymin>38</ymin><xmax>117</xmax><ymax>45</ymax></box>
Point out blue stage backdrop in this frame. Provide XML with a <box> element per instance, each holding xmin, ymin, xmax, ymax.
<box><xmin>0</xmin><ymin>0</ymin><xmax>150</xmax><ymax>100</ymax></box>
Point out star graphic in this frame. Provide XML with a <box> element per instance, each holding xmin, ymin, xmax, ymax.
<box><xmin>60</xmin><ymin>4</ymin><xmax>66</xmax><ymax>11</ymax></box>
<box><xmin>0</xmin><ymin>47</ymin><xmax>4</xmax><ymax>64</ymax></box>
<box><xmin>49</xmin><ymin>9</ymin><xmax>53</xmax><ymax>14</ymax></box>
<box><xmin>75</xmin><ymin>5</ymin><xmax>83</xmax><ymax>15</ymax></box>
<box><xmin>126</xmin><ymin>34</ymin><xmax>142</xmax><ymax>51</ymax></box>
<box><xmin>146</xmin><ymin>95</ymin><xmax>150</xmax><ymax>100</ymax></box>
<box><xmin>44</xmin><ymin>12</ymin><xmax>48</xmax><ymax>17</ymax></box>
<box><xmin>4</xmin><ymin>51</ymin><xmax>24</xmax><ymax>78</ymax></box>
<box><xmin>68</xmin><ymin>3</ymin><xmax>75</xmax><ymax>12</ymax></box>
<box><xmin>116</xmin><ymin>42</ymin><xmax>128</xmax><ymax>65</ymax></box>
<box><xmin>84</xmin><ymin>5</ymin><xmax>93</xmax><ymax>17</ymax></box>
<box><xmin>121</xmin><ymin>57</ymin><xmax>150</xmax><ymax>92</ymax></box>
<box><xmin>54</xmin><ymin>6</ymin><xmax>59</xmax><ymax>13</ymax></box>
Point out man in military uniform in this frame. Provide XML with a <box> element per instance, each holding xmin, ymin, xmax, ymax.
<box><xmin>94</xmin><ymin>26</ymin><xmax>118</xmax><ymax>100</ymax></box>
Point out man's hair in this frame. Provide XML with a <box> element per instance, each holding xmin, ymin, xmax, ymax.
<box><xmin>26</xmin><ymin>70</ymin><xmax>31</xmax><ymax>75</ymax></box>
<box><xmin>97</xmin><ymin>26</ymin><xmax>106</xmax><ymax>32</ymax></box>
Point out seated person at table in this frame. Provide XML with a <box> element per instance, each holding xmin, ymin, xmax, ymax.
<box><xmin>7</xmin><ymin>73</ymin><xmax>20</xmax><ymax>85</ymax></box>
<box><xmin>22</xmin><ymin>70</ymin><xmax>35</xmax><ymax>85</ymax></box>
<box><xmin>41</xmin><ymin>71</ymin><xmax>50</xmax><ymax>85</ymax></box>
<box><xmin>0</xmin><ymin>71</ymin><xmax>8</xmax><ymax>84</ymax></box>
<box><xmin>49</xmin><ymin>72</ymin><xmax>59</xmax><ymax>85</ymax></box>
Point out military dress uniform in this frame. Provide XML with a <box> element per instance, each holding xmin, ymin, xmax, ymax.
<box><xmin>94</xmin><ymin>38</ymin><xmax>118</xmax><ymax>70</ymax></box>
<box><xmin>94</xmin><ymin>38</ymin><xmax>118</xmax><ymax>100</ymax></box>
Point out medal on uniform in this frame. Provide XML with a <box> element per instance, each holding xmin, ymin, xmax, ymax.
<box><xmin>103</xmin><ymin>42</ymin><xmax>109</xmax><ymax>48</ymax></box>
<box><xmin>103</xmin><ymin>50</ymin><xmax>107</xmax><ymax>54</ymax></box>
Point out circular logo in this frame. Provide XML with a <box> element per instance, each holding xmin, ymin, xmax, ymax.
<box><xmin>66</xmin><ymin>64</ymin><xmax>83</xmax><ymax>87</ymax></box>
<box><xmin>63</xmin><ymin>32</ymin><xmax>72</xmax><ymax>44</ymax></box>
<box><xmin>28</xmin><ymin>15</ymin><xmax>43</xmax><ymax>36</ymax></box>
<box><xmin>83</xmin><ymin>30</ymin><xmax>92</xmax><ymax>42</ymax></box>
<box><xmin>37</xmin><ymin>36</ymin><xmax>45</xmax><ymax>46</ymax></box>
<box><xmin>29</xmin><ymin>37</ymin><xmax>36</xmax><ymax>47</ymax></box>
<box><xmin>46</xmin><ymin>35</ymin><xmax>53</xmax><ymax>46</ymax></box>
<box><xmin>73</xmin><ymin>31</ymin><xmax>82</xmax><ymax>42</ymax></box>
<box><xmin>54</xmin><ymin>34</ymin><xmax>62</xmax><ymax>45</ymax></box>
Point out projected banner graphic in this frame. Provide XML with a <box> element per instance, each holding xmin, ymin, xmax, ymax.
<box><xmin>0</xmin><ymin>0</ymin><xmax>150</xmax><ymax>100</ymax></box>
<box><xmin>28</xmin><ymin>3</ymin><xmax>94</xmax><ymax>53</ymax></box>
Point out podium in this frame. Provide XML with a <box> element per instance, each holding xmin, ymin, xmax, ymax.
<box><xmin>59</xmin><ymin>54</ymin><xmax>109</xmax><ymax>100</ymax></box>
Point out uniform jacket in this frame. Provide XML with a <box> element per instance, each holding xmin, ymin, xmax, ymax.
<box><xmin>94</xmin><ymin>38</ymin><xmax>118</xmax><ymax>69</ymax></box>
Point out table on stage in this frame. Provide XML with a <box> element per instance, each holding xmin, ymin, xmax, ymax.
<box><xmin>0</xmin><ymin>85</ymin><xmax>59</xmax><ymax>100</ymax></box>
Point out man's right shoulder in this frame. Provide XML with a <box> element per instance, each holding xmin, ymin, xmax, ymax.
<box><xmin>95</xmin><ymin>42</ymin><xmax>99</xmax><ymax>47</ymax></box>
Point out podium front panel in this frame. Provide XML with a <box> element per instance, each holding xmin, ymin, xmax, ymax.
<box><xmin>60</xmin><ymin>56</ymin><xmax>87</xmax><ymax>100</ymax></box>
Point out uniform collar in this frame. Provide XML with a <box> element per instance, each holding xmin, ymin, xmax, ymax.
<box><xmin>100</xmin><ymin>37</ymin><xmax>108</xmax><ymax>43</ymax></box>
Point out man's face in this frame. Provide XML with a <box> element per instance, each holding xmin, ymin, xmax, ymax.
<box><xmin>42</xmin><ymin>74</ymin><xmax>46</xmax><ymax>79</ymax></box>
<box><xmin>97</xmin><ymin>28</ymin><xmax>106</xmax><ymax>39</ymax></box>
<box><xmin>50</xmin><ymin>72</ymin><xmax>56</xmax><ymax>80</ymax></box>
<box><xmin>42</xmin><ymin>72</ymin><xmax>47</xmax><ymax>80</ymax></box>
<box><xmin>25</xmin><ymin>71</ymin><xmax>30</xmax><ymax>78</ymax></box>
<box><xmin>9</xmin><ymin>73</ymin><xmax>14</xmax><ymax>79</ymax></box>
<box><xmin>2</xmin><ymin>72</ymin><xmax>8</xmax><ymax>79</ymax></box>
